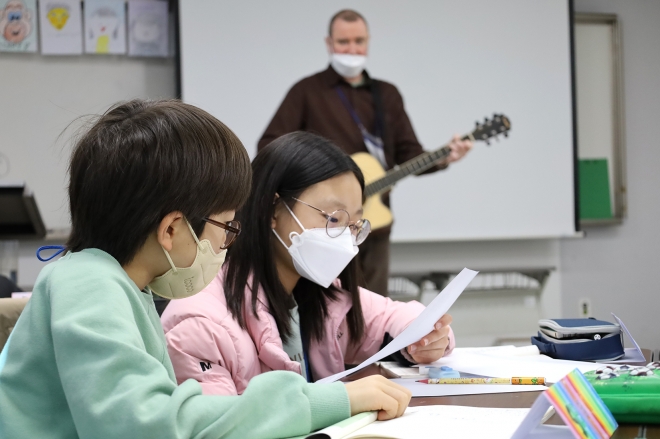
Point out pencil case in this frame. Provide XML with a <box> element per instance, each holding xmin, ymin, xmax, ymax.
<box><xmin>530</xmin><ymin>318</ymin><xmax>624</xmax><ymax>361</ymax></box>
<box><xmin>584</xmin><ymin>363</ymin><xmax>660</xmax><ymax>424</ymax></box>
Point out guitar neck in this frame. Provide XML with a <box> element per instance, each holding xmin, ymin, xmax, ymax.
<box><xmin>364</xmin><ymin>134</ymin><xmax>469</xmax><ymax>198</ymax></box>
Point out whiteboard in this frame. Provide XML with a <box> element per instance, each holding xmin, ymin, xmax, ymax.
<box><xmin>0</xmin><ymin>54</ymin><xmax>175</xmax><ymax>233</ymax></box>
<box><xmin>179</xmin><ymin>0</ymin><xmax>576</xmax><ymax>242</ymax></box>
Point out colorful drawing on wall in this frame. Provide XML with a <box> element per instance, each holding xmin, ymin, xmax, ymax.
<box><xmin>84</xmin><ymin>0</ymin><xmax>126</xmax><ymax>54</ymax></box>
<box><xmin>0</xmin><ymin>0</ymin><xmax>38</xmax><ymax>52</ymax></box>
<box><xmin>128</xmin><ymin>0</ymin><xmax>168</xmax><ymax>57</ymax></box>
<box><xmin>39</xmin><ymin>0</ymin><xmax>83</xmax><ymax>55</ymax></box>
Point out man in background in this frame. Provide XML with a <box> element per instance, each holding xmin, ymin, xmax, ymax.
<box><xmin>258</xmin><ymin>9</ymin><xmax>472</xmax><ymax>296</ymax></box>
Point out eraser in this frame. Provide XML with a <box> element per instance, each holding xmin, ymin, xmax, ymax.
<box><xmin>428</xmin><ymin>366</ymin><xmax>460</xmax><ymax>378</ymax></box>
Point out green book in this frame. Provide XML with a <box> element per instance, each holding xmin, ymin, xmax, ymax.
<box><xmin>579</xmin><ymin>159</ymin><xmax>613</xmax><ymax>220</ymax></box>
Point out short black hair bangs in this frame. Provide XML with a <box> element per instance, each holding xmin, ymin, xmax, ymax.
<box><xmin>66</xmin><ymin>99</ymin><xmax>251</xmax><ymax>265</ymax></box>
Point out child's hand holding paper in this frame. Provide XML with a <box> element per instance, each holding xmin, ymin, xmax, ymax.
<box><xmin>316</xmin><ymin>268</ymin><xmax>478</xmax><ymax>384</ymax></box>
<box><xmin>406</xmin><ymin>314</ymin><xmax>453</xmax><ymax>364</ymax></box>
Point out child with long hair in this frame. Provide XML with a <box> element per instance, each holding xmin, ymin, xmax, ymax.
<box><xmin>162</xmin><ymin>131</ymin><xmax>454</xmax><ymax>396</ymax></box>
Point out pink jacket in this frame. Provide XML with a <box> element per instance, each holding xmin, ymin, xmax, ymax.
<box><xmin>161</xmin><ymin>274</ymin><xmax>455</xmax><ymax>395</ymax></box>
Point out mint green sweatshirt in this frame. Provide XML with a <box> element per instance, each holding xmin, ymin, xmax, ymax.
<box><xmin>0</xmin><ymin>249</ymin><xmax>350</xmax><ymax>439</ymax></box>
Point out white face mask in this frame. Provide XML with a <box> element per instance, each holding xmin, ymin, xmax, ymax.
<box><xmin>273</xmin><ymin>203</ymin><xmax>358</xmax><ymax>288</ymax></box>
<box><xmin>148</xmin><ymin>219</ymin><xmax>226</xmax><ymax>300</ymax></box>
<box><xmin>330</xmin><ymin>53</ymin><xmax>367</xmax><ymax>78</ymax></box>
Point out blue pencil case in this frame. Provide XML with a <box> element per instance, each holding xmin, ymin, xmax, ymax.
<box><xmin>531</xmin><ymin>318</ymin><xmax>624</xmax><ymax>362</ymax></box>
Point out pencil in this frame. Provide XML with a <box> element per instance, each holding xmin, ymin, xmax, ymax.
<box><xmin>417</xmin><ymin>377</ymin><xmax>546</xmax><ymax>385</ymax></box>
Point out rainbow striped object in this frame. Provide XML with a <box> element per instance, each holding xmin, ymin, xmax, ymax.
<box><xmin>546</xmin><ymin>369</ymin><xmax>618</xmax><ymax>439</ymax></box>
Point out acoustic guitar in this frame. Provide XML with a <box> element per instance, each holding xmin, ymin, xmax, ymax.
<box><xmin>351</xmin><ymin>113</ymin><xmax>511</xmax><ymax>231</ymax></box>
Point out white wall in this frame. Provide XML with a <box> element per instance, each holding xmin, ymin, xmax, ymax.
<box><xmin>0</xmin><ymin>54</ymin><xmax>176</xmax><ymax>289</ymax></box>
<box><xmin>560</xmin><ymin>0</ymin><xmax>660</xmax><ymax>350</ymax></box>
<box><xmin>0</xmin><ymin>54</ymin><xmax>175</xmax><ymax>232</ymax></box>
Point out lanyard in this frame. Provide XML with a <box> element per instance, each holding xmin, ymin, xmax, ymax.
<box><xmin>36</xmin><ymin>245</ymin><xmax>66</xmax><ymax>261</ymax></box>
<box><xmin>334</xmin><ymin>86</ymin><xmax>388</xmax><ymax>168</ymax></box>
<box><xmin>300</xmin><ymin>328</ymin><xmax>313</xmax><ymax>383</ymax></box>
<box><xmin>303</xmin><ymin>344</ymin><xmax>312</xmax><ymax>383</ymax></box>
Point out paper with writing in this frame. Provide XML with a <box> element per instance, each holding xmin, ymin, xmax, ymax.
<box><xmin>316</xmin><ymin>268</ymin><xmax>478</xmax><ymax>384</ymax></box>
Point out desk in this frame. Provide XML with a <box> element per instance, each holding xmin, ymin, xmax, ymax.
<box><xmin>345</xmin><ymin>349</ymin><xmax>659</xmax><ymax>439</ymax></box>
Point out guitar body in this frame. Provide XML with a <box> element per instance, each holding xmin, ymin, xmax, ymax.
<box><xmin>351</xmin><ymin>152</ymin><xmax>394</xmax><ymax>230</ymax></box>
<box><xmin>350</xmin><ymin>114</ymin><xmax>510</xmax><ymax>232</ymax></box>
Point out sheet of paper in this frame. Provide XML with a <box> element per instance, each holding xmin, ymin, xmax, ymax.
<box><xmin>418</xmin><ymin>345</ymin><xmax>541</xmax><ymax>375</ymax></box>
<box><xmin>390</xmin><ymin>378</ymin><xmax>547</xmax><ymax>397</ymax></box>
<box><xmin>316</xmin><ymin>268</ymin><xmax>478</xmax><ymax>384</ymax></box>
<box><xmin>347</xmin><ymin>405</ymin><xmax>530</xmax><ymax>439</ymax></box>
<box><xmin>10</xmin><ymin>292</ymin><xmax>31</xmax><ymax>299</ymax></box>
<box><xmin>605</xmin><ymin>313</ymin><xmax>645</xmax><ymax>363</ymax></box>
<box><xmin>429</xmin><ymin>348</ymin><xmax>603</xmax><ymax>383</ymax></box>
<box><xmin>451</xmin><ymin>345</ymin><xmax>541</xmax><ymax>357</ymax></box>
<box><xmin>606</xmin><ymin>347</ymin><xmax>646</xmax><ymax>364</ymax></box>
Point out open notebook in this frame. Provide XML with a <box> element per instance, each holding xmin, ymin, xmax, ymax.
<box><xmin>288</xmin><ymin>405</ymin><xmax>531</xmax><ymax>439</ymax></box>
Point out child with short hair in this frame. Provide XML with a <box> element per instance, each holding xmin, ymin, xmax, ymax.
<box><xmin>0</xmin><ymin>100</ymin><xmax>410</xmax><ymax>439</ymax></box>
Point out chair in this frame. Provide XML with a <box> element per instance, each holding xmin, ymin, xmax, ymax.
<box><xmin>0</xmin><ymin>298</ymin><xmax>29</xmax><ymax>351</ymax></box>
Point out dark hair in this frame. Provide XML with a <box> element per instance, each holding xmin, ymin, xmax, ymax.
<box><xmin>224</xmin><ymin>132</ymin><xmax>366</xmax><ymax>345</ymax></box>
<box><xmin>66</xmin><ymin>99</ymin><xmax>251</xmax><ymax>266</ymax></box>
<box><xmin>328</xmin><ymin>9</ymin><xmax>368</xmax><ymax>36</ymax></box>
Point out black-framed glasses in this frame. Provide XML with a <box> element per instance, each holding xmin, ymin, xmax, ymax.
<box><xmin>291</xmin><ymin>197</ymin><xmax>371</xmax><ymax>245</ymax></box>
<box><xmin>203</xmin><ymin>218</ymin><xmax>241</xmax><ymax>249</ymax></box>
